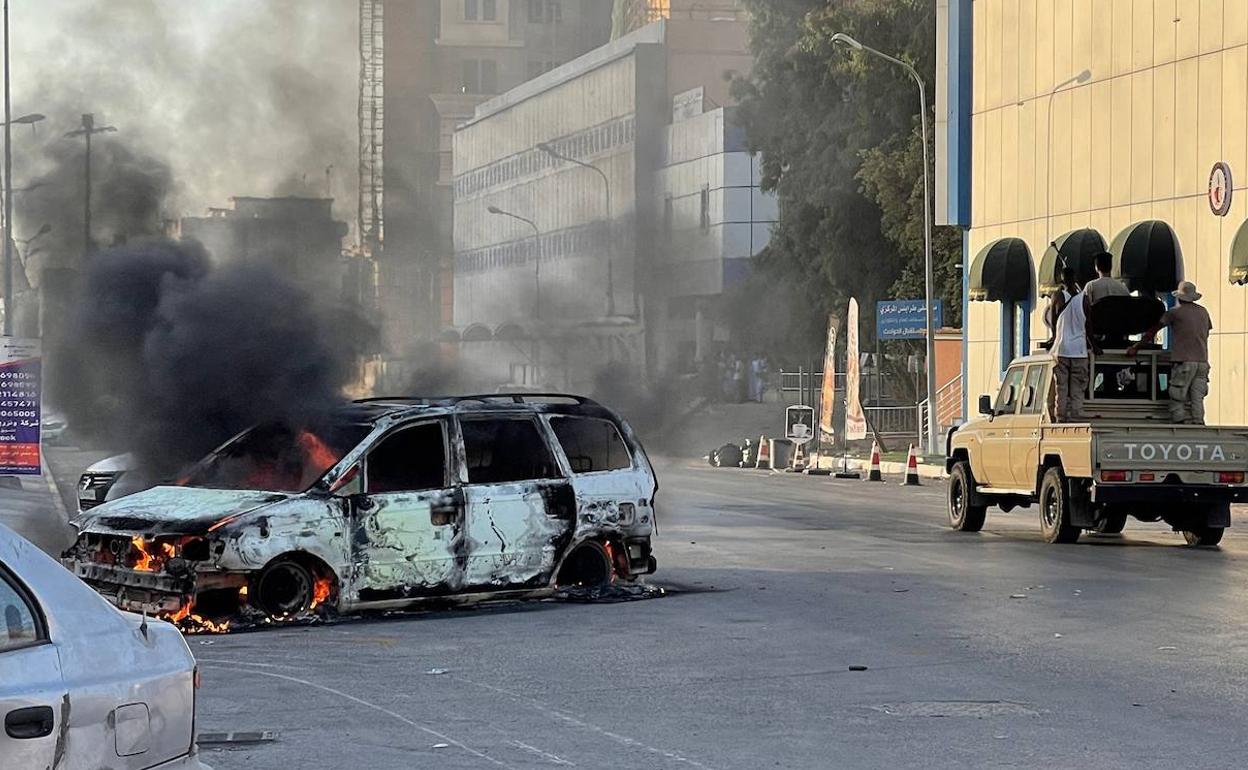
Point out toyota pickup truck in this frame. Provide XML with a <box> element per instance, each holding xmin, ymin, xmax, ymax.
<box><xmin>946</xmin><ymin>345</ymin><xmax>1248</xmax><ymax>546</ymax></box>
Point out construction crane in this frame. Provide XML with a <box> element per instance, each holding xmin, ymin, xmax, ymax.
<box><xmin>358</xmin><ymin>0</ymin><xmax>384</xmax><ymax>259</ymax></box>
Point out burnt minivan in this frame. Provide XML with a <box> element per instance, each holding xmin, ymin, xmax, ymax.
<box><xmin>65</xmin><ymin>394</ymin><xmax>658</xmax><ymax>630</ymax></box>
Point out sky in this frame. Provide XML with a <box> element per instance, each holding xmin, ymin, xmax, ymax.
<box><xmin>7</xmin><ymin>0</ymin><xmax>359</xmax><ymax>233</ymax></box>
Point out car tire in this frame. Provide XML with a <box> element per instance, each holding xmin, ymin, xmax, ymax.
<box><xmin>1183</xmin><ymin>526</ymin><xmax>1225</xmax><ymax>547</ymax></box>
<box><xmin>947</xmin><ymin>461</ymin><xmax>987</xmax><ymax>532</ymax></box>
<box><xmin>1039</xmin><ymin>467</ymin><xmax>1081</xmax><ymax>544</ymax></box>
<box><xmin>254</xmin><ymin>558</ymin><xmax>315</xmax><ymax>619</ymax></box>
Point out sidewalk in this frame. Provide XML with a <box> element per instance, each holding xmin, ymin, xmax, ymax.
<box><xmin>811</xmin><ymin>452</ymin><xmax>947</xmax><ymax>480</ymax></box>
<box><xmin>0</xmin><ymin>472</ymin><xmax>74</xmax><ymax>555</ymax></box>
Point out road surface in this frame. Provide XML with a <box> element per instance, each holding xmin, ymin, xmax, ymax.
<box><xmin>172</xmin><ymin>459</ymin><xmax>1248</xmax><ymax>769</ymax></box>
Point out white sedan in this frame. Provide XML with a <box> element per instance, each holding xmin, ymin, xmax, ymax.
<box><xmin>0</xmin><ymin>522</ymin><xmax>211</xmax><ymax>770</ymax></box>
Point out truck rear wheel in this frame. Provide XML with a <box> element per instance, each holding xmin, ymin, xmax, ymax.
<box><xmin>1039</xmin><ymin>467</ymin><xmax>1081</xmax><ymax>544</ymax></box>
<box><xmin>947</xmin><ymin>461</ymin><xmax>986</xmax><ymax>532</ymax></box>
<box><xmin>1093</xmin><ymin>507</ymin><xmax>1128</xmax><ymax>535</ymax></box>
<box><xmin>1183</xmin><ymin>526</ymin><xmax>1224</xmax><ymax>547</ymax></box>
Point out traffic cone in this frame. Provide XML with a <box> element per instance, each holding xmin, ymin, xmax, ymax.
<box><xmin>867</xmin><ymin>441</ymin><xmax>884</xmax><ymax>482</ymax></box>
<box><xmin>901</xmin><ymin>444</ymin><xmax>921</xmax><ymax>486</ymax></box>
<box><xmin>756</xmin><ymin>435</ymin><xmax>771</xmax><ymax>470</ymax></box>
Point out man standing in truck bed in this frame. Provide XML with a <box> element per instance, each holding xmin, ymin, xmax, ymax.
<box><xmin>1128</xmin><ymin>281</ymin><xmax>1213</xmax><ymax>424</ymax></box>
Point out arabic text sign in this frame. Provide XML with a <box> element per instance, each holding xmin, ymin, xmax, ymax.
<box><xmin>876</xmin><ymin>300</ymin><xmax>944</xmax><ymax>340</ymax></box>
<box><xmin>0</xmin><ymin>337</ymin><xmax>41</xmax><ymax>475</ymax></box>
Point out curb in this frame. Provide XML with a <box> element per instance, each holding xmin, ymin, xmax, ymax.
<box><xmin>814</xmin><ymin>456</ymin><xmax>947</xmax><ymax>481</ymax></box>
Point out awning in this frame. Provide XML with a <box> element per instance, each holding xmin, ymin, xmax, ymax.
<box><xmin>968</xmin><ymin>238</ymin><xmax>1032</xmax><ymax>302</ymax></box>
<box><xmin>1037</xmin><ymin>229</ymin><xmax>1105</xmax><ymax>296</ymax></box>
<box><xmin>1230</xmin><ymin>219</ymin><xmax>1248</xmax><ymax>285</ymax></box>
<box><xmin>1109</xmin><ymin>220</ymin><xmax>1183</xmax><ymax>294</ymax></box>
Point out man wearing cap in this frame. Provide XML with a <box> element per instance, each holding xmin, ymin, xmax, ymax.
<box><xmin>1127</xmin><ymin>281</ymin><xmax>1213</xmax><ymax>424</ymax></box>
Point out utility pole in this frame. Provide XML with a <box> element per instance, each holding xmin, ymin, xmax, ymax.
<box><xmin>64</xmin><ymin>113</ymin><xmax>116</xmax><ymax>258</ymax></box>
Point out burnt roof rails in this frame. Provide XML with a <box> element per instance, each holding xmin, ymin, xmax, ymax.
<box><xmin>353</xmin><ymin>393</ymin><xmax>599</xmax><ymax>407</ymax></box>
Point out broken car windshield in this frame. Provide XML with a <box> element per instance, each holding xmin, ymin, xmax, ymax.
<box><xmin>182</xmin><ymin>420</ymin><xmax>373</xmax><ymax>492</ymax></box>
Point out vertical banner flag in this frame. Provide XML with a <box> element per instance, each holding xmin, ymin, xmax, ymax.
<box><xmin>818</xmin><ymin>315</ymin><xmax>839</xmax><ymax>438</ymax></box>
<box><xmin>0</xmin><ymin>337</ymin><xmax>42</xmax><ymax>475</ymax></box>
<box><xmin>845</xmin><ymin>298</ymin><xmax>867</xmax><ymax>441</ymax></box>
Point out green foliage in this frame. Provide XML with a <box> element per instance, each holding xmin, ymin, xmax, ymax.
<box><xmin>730</xmin><ymin>0</ymin><xmax>963</xmax><ymax>361</ymax></box>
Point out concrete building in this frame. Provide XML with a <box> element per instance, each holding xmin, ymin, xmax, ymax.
<box><xmin>938</xmin><ymin>0</ymin><xmax>1248</xmax><ymax>426</ymax></box>
<box><xmin>450</xmin><ymin>12</ymin><xmax>762</xmax><ymax>391</ymax></box>
<box><xmin>379</xmin><ymin>0</ymin><xmax>614</xmax><ymax>366</ymax></box>
<box><xmin>175</xmin><ymin>196</ymin><xmax>349</xmax><ymax>301</ymax></box>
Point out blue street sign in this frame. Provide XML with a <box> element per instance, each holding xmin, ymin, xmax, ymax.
<box><xmin>876</xmin><ymin>299</ymin><xmax>944</xmax><ymax>340</ymax></box>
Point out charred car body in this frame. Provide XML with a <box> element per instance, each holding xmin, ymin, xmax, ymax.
<box><xmin>65</xmin><ymin>394</ymin><xmax>658</xmax><ymax>630</ymax></box>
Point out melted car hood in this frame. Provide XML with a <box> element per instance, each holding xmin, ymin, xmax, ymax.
<box><xmin>76</xmin><ymin>486</ymin><xmax>290</xmax><ymax>535</ymax></box>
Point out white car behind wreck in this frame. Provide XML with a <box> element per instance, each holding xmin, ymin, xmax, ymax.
<box><xmin>64</xmin><ymin>394</ymin><xmax>659</xmax><ymax>629</ymax></box>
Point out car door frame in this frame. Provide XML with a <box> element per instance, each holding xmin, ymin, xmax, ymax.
<box><xmin>980</xmin><ymin>365</ymin><xmax>1027</xmax><ymax>488</ymax></box>
<box><xmin>0</xmin><ymin>561</ymin><xmax>65</xmax><ymax>770</ymax></box>
<box><xmin>454</xmin><ymin>413</ymin><xmax>577</xmax><ymax>591</ymax></box>
<box><xmin>1009</xmin><ymin>362</ymin><xmax>1051</xmax><ymax>490</ymax></box>
<box><xmin>347</xmin><ymin>416</ymin><xmax>468</xmax><ymax>602</ymax></box>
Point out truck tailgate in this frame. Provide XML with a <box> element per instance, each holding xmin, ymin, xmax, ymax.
<box><xmin>1095</xmin><ymin>425</ymin><xmax>1248</xmax><ymax>472</ymax></box>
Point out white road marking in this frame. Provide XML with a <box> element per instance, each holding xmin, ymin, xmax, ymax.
<box><xmin>456</xmin><ymin>676</ymin><xmax>720</xmax><ymax>770</ymax></box>
<box><xmin>199</xmin><ymin>660</ymin><xmax>517</xmax><ymax>769</ymax></box>
<box><xmin>507</xmin><ymin>739</ymin><xmax>576</xmax><ymax>766</ymax></box>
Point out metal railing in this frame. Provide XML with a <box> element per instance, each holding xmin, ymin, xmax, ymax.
<box><xmin>865</xmin><ymin>404</ymin><xmax>920</xmax><ymax>438</ymax></box>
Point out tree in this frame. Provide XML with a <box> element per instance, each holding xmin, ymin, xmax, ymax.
<box><xmin>730</xmin><ymin>0</ymin><xmax>962</xmax><ymax>365</ymax></box>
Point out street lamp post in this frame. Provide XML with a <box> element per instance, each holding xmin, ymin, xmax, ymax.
<box><xmin>487</xmin><ymin>205</ymin><xmax>542</xmax><ymax>319</ymax></box>
<box><xmin>832</xmin><ymin>32</ymin><xmax>939</xmax><ymax>456</ymax></box>
<box><xmin>64</xmin><ymin>113</ymin><xmax>117</xmax><ymax>258</ymax></box>
<box><xmin>1043</xmin><ymin>70</ymin><xmax>1092</xmax><ymax>248</ymax></box>
<box><xmin>537</xmin><ymin>142</ymin><xmax>615</xmax><ymax>317</ymax></box>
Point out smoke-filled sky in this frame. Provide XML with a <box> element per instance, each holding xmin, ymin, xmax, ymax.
<box><xmin>9</xmin><ymin>0</ymin><xmax>358</xmax><ymax>231</ymax></box>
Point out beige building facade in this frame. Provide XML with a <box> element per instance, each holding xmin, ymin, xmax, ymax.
<box><xmin>942</xmin><ymin>0</ymin><xmax>1248</xmax><ymax>426</ymax></box>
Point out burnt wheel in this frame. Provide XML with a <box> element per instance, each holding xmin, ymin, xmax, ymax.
<box><xmin>1183</xmin><ymin>526</ymin><xmax>1224</xmax><ymax>547</ymax></box>
<box><xmin>947</xmin><ymin>461</ymin><xmax>987</xmax><ymax>532</ymax></box>
<box><xmin>254</xmin><ymin>559</ymin><xmax>314</xmax><ymax>619</ymax></box>
<box><xmin>1039</xmin><ymin>467</ymin><xmax>1081</xmax><ymax>544</ymax></box>
<box><xmin>555</xmin><ymin>541</ymin><xmax>613</xmax><ymax>588</ymax></box>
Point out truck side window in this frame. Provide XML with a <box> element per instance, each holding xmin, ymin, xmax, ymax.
<box><xmin>461</xmin><ymin>419</ymin><xmax>561</xmax><ymax>484</ymax></box>
<box><xmin>549</xmin><ymin>416</ymin><xmax>633</xmax><ymax>473</ymax></box>
<box><xmin>994</xmin><ymin>367</ymin><xmax>1026</xmax><ymax>415</ymax></box>
<box><xmin>1020</xmin><ymin>364</ymin><xmax>1048</xmax><ymax>414</ymax></box>
<box><xmin>366</xmin><ymin>422</ymin><xmax>448</xmax><ymax>494</ymax></box>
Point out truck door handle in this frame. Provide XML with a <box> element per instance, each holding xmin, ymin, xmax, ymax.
<box><xmin>6</xmin><ymin>705</ymin><xmax>54</xmax><ymax>739</ymax></box>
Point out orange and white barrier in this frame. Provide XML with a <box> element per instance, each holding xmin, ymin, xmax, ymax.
<box><xmin>901</xmin><ymin>444</ymin><xmax>921</xmax><ymax>486</ymax></box>
<box><xmin>867</xmin><ymin>441</ymin><xmax>884</xmax><ymax>482</ymax></box>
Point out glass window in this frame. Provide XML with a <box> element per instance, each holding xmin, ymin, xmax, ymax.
<box><xmin>528</xmin><ymin>0</ymin><xmax>544</xmax><ymax>23</ymax></box>
<box><xmin>464</xmin><ymin>0</ymin><xmax>479</xmax><ymax>20</ymax></box>
<box><xmin>367</xmin><ymin>422</ymin><xmax>448</xmax><ymax>494</ymax></box>
<box><xmin>550</xmin><ymin>417</ymin><xmax>633</xmax><ymax>473</ymax></box>
<box><xmin>548</xmin><ymin>0</ymin><xmax>562</xmax><ymax>22</ymax></box>
<box><xmin>461</xmin><ymin>419</ymin><xmax>560</xmax><ymax>484</ymax></box>
<box><xmin>0</xmin><ymin>567</ymin><xmax>41</xmax><ymax>652</ymax></box>
<box><xmin>183</xmin><ymin>420</ymin><xmax>371</xmax><ymax>493</ymax></box>
<box><xmin>482</xmin><ymin>0</ymin><xmax>496</xmax><ymax>21</ymax></box>
<box><xmin>994</xmin><ymin>366</ymin><xmax>1026</xmax><ymax>414</ymax></box>
<box><xmin>1020</xmin><ymin>364</ymin><xmax>1048</xmax><ymax>415</ymax></box>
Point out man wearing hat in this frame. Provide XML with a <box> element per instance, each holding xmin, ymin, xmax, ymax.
<box><xmin>1127</xmin><ymin>281</ymin><xmax>1213</xmax><ymax>424</ymax></box>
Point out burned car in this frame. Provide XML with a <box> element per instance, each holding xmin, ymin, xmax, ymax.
<box><xmin>65</xmin><ymin>394</ymin><xmax>658</xmax><ymax>630</ymax></box>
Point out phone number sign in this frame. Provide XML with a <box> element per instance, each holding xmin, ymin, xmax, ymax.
<box><xmin>0</xmin><ymin>337</ymin><xmax>42</xmax><ymax>475</ymax></box>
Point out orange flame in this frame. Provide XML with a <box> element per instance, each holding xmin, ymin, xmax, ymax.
<box><xmin>131</xmin><ymin>538</ymin><xmax>178</xmax><ymax>572</ymax></box>
<box><xmin>167</xmin><ymin>596</ymin><xmax>231</xmax><ymax>634</ymax></box>
<box><xmin>298</xmin><ymin>430</ymin><xmax>339</xmax><ymax>474</ymax></box>
<box><xmin>132</xmin><ymin>537</ymin><xmax>155</xmax><ymax>571</ymax></box>
<box><xmin>311</xmin><ymin>575</ymin><xmax>333</xmax><ymax>609</ymax></box>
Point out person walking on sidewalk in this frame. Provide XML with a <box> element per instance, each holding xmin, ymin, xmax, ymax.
<box><xmin>1051</xmin><ymin>276</ymin><xmax>1091</xmax><ymax>422</ymax></box>
<box><xmin>1127</xmin><ymin>281</ymin><xmax>1213</xmax><ymax>424</ymax></box>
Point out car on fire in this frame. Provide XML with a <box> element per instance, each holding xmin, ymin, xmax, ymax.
<box><xmin>64</xmin><ymin>394</ymin><xmax>659</xmax><ymax>630</ymax></box>
<box><xmin>1</xmin><ymin>522</ymin><xmax>211</xmax><ymax>770</ymax></box>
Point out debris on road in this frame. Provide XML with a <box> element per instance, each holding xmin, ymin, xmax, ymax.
<box><xmin>848</xmin><ymin>665</ymin><xmax>869</xmax><ymax>671</ymax></box>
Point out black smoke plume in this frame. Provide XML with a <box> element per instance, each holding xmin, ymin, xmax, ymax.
<box><xmin>48</xmin><ymin>238</ymin><xmax>369</xmax><ymax>477</ymax></box>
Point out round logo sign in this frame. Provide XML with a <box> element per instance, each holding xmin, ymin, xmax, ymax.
<box><xmin>1209</xmin><ymin>161</ymin><xmax>1233</xmax><ymax>216</ymax></box>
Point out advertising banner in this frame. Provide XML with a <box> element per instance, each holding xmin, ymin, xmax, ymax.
<box><xmin>818</xmin><ymin>315</ymin><xmax>839</xmax><ymax>438</ymax></box>
<box><xmin>845</xmin><ymin>299</ymin><xmax>867</xmax><ymax>441</ymax></box>
<box><xmin>0</xmin><ymin>337</ymin><xmax>41</xmax><ymax>475</ymax></box>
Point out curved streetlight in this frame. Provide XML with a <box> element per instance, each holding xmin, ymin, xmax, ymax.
<box><xmin>832</xmin><ymin>31</ymin><xmax>939</xmax><ymax>456</ymax></box>
<box><xmin>64</xmin><ymin>113</ymin><xmax>118</xmax><ymax>258</ymax></box>
<box><xmin>487</xmin><ymin>205</ymin><xmax>542</xmax><ymax>319</ymax></box>
<box><xmin>1043</xmin><ymin>70</ymin><xmax>1092</xmax><ymax>248</ymax></box>
<box><xmin>537</xmin><ymin>141</ymin><xmax>615</xmax><ymax>317</ymax></box>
